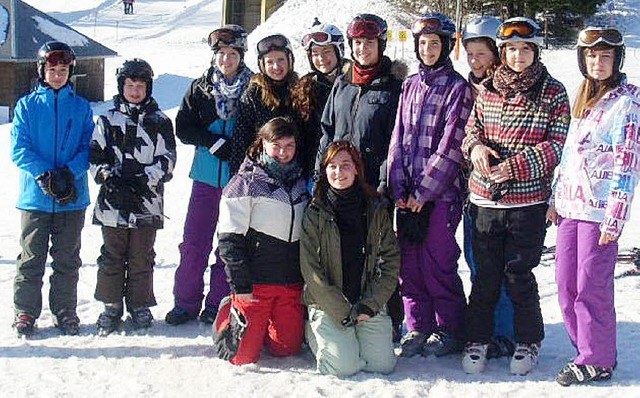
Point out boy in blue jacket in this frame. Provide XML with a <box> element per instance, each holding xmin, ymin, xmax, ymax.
<box><xmin>10</xmin><ymin>41</ymin><xmax>95</xmax><ymax>337</ymax></box>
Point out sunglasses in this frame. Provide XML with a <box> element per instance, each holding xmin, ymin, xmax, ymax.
<box><xmin>347</xmin><ymin>19</ymin><xmax>383</xmax><ymax>40</ymax></box>
<box><xmin>411</xmin><ymin>17</ymin><xmax>443</xmax><ymax>36</ymax></box>
<box><xmin>578</xmin><ymin>28</ymin><xmax>623</xmax><ymax>47</ymax></box>
<box><xmin>301</xmin><ymin>31</ymin><xmax>339</xmax><ymax>50</ymax></box>
<box><xmin>497</xmin><ymin>21</ymin><xmax>538</xmax><ymax>41</ymax></box>
<box><xmin>257</xmin><ymin>34</ymin><xmax>290</xmax><ymax>55</ymax></box>
<box><xmin>45</xmin><ymin>50</ymin><xmax>75</xmax><ymax>66</ymax></box>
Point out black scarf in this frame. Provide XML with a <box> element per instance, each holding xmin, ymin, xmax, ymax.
<box><xmin>327</xmin><ymin>184</ymin><xmax>366</xmax><ymax>304</ymax></box>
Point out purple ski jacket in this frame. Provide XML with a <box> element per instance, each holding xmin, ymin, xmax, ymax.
<box><xmin>388</xmin><ymin>61</ymin><xmax>473</xmax><ymax>205</ymax></box>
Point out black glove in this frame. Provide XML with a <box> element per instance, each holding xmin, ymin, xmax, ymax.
<box><xmin>208</xmin><ymin>135</ymin><xmax>232</xmax><ymax>161</ymax></box>
<box><xmin>104</xmin><ymin>176</ymin><xmax>144</xmax><ymax>213</ymax></box>
<box><xmin>52</xmin><ymin>166</ymin><xmax>77</xmax><ymax>205</ymax></box>
<box><xmin>396</xmin><ymin>201</ymin><xmax>435</xmax><ymax>244</ymax></box>
<box><xmin>341</xmin><ymin>302</ymin><xmax>376</xmax><ymax>327</ymax></box>
<box><xmin>36</xmin><ymin>170</ymin><xmax>56</xmax><ymax>197</ymax></box>
<box><xmin>214</xmin><ymin>302</ymin><xmax>248</xmax><ymax>361</ymax></box>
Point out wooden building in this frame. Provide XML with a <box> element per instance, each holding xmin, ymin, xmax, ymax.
<box><xmin>0</xmin><ymin>0</ymin><xmax>117</xmax><ymax>117</ymax></box>
<box><xmin>222</xmin><ymin>0</ymin><xmax>285</xmax><ymax>32</ymax></box>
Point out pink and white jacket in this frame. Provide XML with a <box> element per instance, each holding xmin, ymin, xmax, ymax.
<box><xmin>552</xmin><ymin>81</ymin><xmax>640</xmax><ymax>238</ymax></box>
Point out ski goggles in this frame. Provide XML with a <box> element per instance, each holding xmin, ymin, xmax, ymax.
<box><xmin>208</xmin><ymin>29</ymin><xmax>247</xmax><ymax>50</ymax></box>
<box><xmin>257</xmin><ymin>34</ymin><xmax>290</xmax><ymax>55</ymax></box>
<box><xmin>497</xmin><ymin>20</ymin><xmax>538</xmax><ymax>41</ymax></box>
<box><xmin>347</xmin><ymin>19</ymin><xmax>384</xmax><ymax>39</ymax></box>
<box><xmin>45</xmin><ymin>50</ymin><xmax>75</xmax><ymax>66</ymax></box>
<box><xmin>301</xmin><ymin>31</ymin><xmax>339</xmax><ymax>50</ymax></box>
<box><xmin>577</xmin><ymin>28</ymin><xmax>623</xmax><ymax>47</ymax></box>
<box><xmin>411</xmin><ymin>17</ymin><xmax>443</xmax><ymax>36</ymax></box>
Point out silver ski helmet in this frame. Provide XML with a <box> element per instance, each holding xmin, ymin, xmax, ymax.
<box><xmin>302</xmin><ymin>23</ymin><xmax>345</xmax><ymax>73</ymax></box>
<box><xmin>208</xmin><ymin>24</ymin><xmax>248</xmax><ymax>56</ymax></box>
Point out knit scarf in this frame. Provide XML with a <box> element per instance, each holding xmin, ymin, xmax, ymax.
<box><xmin>259</xmin><ymin>152</ymin><xmax>302</xmax><ymax>186</ymax></box>
<box><xmin>211</xmin><ymin>65</ymin><xmax>252</xmax><ymax>120</ymax></box>
<box><xmin>352</xmin><ymin>62</ymin><xmax>382</xmax><ymax>86</ymax></box>
<box><xmin>493</xmin><ymin>61</ymin><xmax>545</xmax><ymax>98</ymax></box>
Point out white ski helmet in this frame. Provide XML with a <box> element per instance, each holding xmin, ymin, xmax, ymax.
<box><xmin>302</xmin><ymin>23</ymin><xmax>345</xmax><ymax>59</ymax></box>
<box><xmin>462</xmin><ymin>16</ymin><xmax>501</xmax><ymax>43</ymax></box>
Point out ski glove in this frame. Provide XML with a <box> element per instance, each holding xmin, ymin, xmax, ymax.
<box><xmin>214</xmin><ymin>297</ymin><xmax>248</xmax><ymax>361</ymax></box>
<box><xmin>341</xmin><ymin>302</ymin><xmax>376</xmax><ymax>327</ymax></box>
<box><xmin>36</xmin><ymin>167</ymin><xmax>77</xmax><ymax>205</ymax></box>
<box><xmin>104</xmin><ymin>176</ymin><xmax>144</xmax><ymax>213</ymax></box>
<box><xmin>208</xmin><ymin>135</ymin><xmax>232</xmax><ymax>161</ymax></box>
<box><xmin>395</xmin><ymin>201</ymin><xmax>435</xmax><ymax>244</ymax></box>
<box><xmin>36</xmin><ymin>170</ymin><xmax>56</xmax><ymax>198</ymax></box>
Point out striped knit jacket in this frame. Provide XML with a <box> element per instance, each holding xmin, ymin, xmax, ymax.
<box><xmin>462</xmin><ymin>69</ymin><xmax>571</xmax><ymax>204</ymax></box>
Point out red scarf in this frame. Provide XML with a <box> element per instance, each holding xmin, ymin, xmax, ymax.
<box><xmin>352</xmin><ymin>62</ymin><xmax>382</xmax><ymax>86</ymax></box>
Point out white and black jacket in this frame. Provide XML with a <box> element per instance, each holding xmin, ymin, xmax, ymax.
<box><xmin>218</xmin><ymin>156</ymin><xmax>310</xmax><ymax>294</ymax></box>
<box><xmin>90</xmin><ymin>95</ymin><xmax>176</xmax><ymax>229</ymax></box>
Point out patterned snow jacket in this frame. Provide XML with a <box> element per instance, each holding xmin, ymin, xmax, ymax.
<box><xmin>318</xmin><ymin>57</ymin><xmax>406</xmax><ymax>192</ymax></box>
<box><xmin>388</xmin><ymin>60</ymin><xmax>473</xmax><ymax>205</ymax></box>
<box><xmin>462</xmin><ymin>68</ymin><xmax>571</xmax><ymax>204</ymax></box>
<box><xmin>218</xmin><ymin>156</ymin><xmax>310</xmax><ymax>294</ymax></box>
<box><xmin>90</xmin><ymin>95</ymin><xmax>176</xmax><ymax>229</ymax></box>
<box><xmin>10</xmin><ymin>82</ymin><xmax>94</xmax><ymax>213</ymax></box>
<box><xmin>552</xmin><ymin>81</ymin><xmax>640</xmax><ymax>238</ymax></box>
<box><xmin>300</xmin><ymin>191</ymin><xmax>400</xmax><ymax>326</ymax></box>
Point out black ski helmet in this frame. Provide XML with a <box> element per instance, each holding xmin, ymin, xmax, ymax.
<box><xmin>37</xmin><ymin>41</ymin><xmax>76</xmax><ymax>80</ymax></box>
<box><xmin>411</xmin><ymin>12</ymin><xmax>456</xmax><ymax>68</ymax></box>
<box><xmin>116</xmin><ymin>58</ymin><xmax>154</xmax><ymax>99</ymax></box>
<box><xmin>346</xmin><ymin>13</ymin><xmax>388</xmax><ymax>59</ymax></box>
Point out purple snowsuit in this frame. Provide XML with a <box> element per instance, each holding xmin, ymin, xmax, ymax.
<box><xmin>388</xmin><ymin>60</ymin><xmax>473</xmax><ymax>339</ymax></box>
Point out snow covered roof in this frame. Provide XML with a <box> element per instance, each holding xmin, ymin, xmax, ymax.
<box><xmin>0</xmin><ymin>0</ymin><xmax>117</xmax><ymax>61</ymax></box>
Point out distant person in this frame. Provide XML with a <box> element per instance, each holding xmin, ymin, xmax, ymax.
<box><xmin>10</xmin><ymin>41</ymin><xmax>94</xmax><ymax>337</ymax></box>
<box><xmin>388</xmin><ymin>12</ymin><xmax>472</xmax><ymax>358</ymax></box>
<box><xmin>317</xmin><ymin>13</ymin><xmax>406</xmax><ymax>341</ymax></box>
<box><xmin>301</xmin><ymin>141</ymin><xmax>400</xmax><ymax>377</ymax></box>
<box><xmin>461</xmin><ymin>17</ymin><xmax>570</xmax><ymax>375</ymax></box>
<box><xmin>90</xmin><ymin>59</ymin><xmax>176</xmax><ymax>335</ymax></box>
<box><xmin>216</xmin><ymin>117</ymin><xmax>310</xmax><ymax>365</ymax></box>
<box><xmin>166</xmin><ymin>25</ymin><xmax>252</xmax><ymax>326</ymax></box>
<box><xmin>548</xmin><ymin>27</ymin><xmax>640</xmax><ymax>386</ymax></box>
<box><xmin>124</xmin><ymin>0</ymin><xmax>134</xmax><ymax>15</ymax></box>
<box><xmin>461</xmin><ymin>15</ymin><xmax>516</xmax><ymax>358</ymax></box>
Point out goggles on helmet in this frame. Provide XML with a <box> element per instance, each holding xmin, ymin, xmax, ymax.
<box><xmin>301</xmin><ymin>31</ymin><xmax>341</xmax><ymax>50</ymax></box>
<box><xmin>411</xmin><ymin>17</ymin><xmax>444</xmax><ymax>36</ymax></box>
<box><xmin>497</xmin><ymin>20</ymin><xmax>538</xmax><ymax>41</ymax></box>
<box><xmin>45</xmin><ymin>50</ymin><xmax>75</xmax><ymax>66</ymax></box>
<box><xmin>347</xmin><ymin>19</ymin><xmax>384</xmax><ymax>40</ymax></box>
<box><xmin>208</xmin><ymin>28</ymin><xmax>247</xmax><ymax>50</ymax></box>
<box><xmin>257</xmin><ymin>34</ymin><xmax>290</xmax><ymax>55</ymax></box>
<box><xmin>577</xmin><ymin>28</ymin><xmax>623</xmax><ymax>47</ymax></box>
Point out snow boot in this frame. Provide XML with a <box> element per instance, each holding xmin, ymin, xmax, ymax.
<box><xmin>556</xmin><ymin>362</ymin><xmax>613</xmax><ymax>386</ymax></box>
<box><xmin>422</xmin><ymin>330</ymin><xmax>464</xmax><ymax>357</ymax></box>
<box><xmin>165</xmin><ymin>306</ymin><xmax>196</xmax><ymax>325</ymax></box>
<box><xmin>510</xmin><ymin>343</ymin><xmax>540</xmax><ymax>375</ymax></box>
<box><xmin>398</xmin><ymin>331</ymin><xmax>427</xmax><ymax>357</ymax></box>
<box><xmin>96</xmin><ymin>304</ymin><xmax>123</xmax><ymax>336</ymax></box>
<box><xmin>13</xmin><ymin>313</ymin><xmax>36</xmax><ymax>337</ymax></box>
<box><xmin>462</xmin><ymin>342</ymin><xmax>489</xmax><ymax>374</ymax></box>
<box><xmin>199</xmin><ymin>305</ymin><xmax>218</xmax><ymax>325</ymax></box>
<box><xmin>54</xmin><ymin>309</ymin><xmax>80</xmax><ymax>336</ymax></box>
<box><xmin>130</xmin><ymin>307</ymin><xmax>154</xmax><ymax>330</ymax></box>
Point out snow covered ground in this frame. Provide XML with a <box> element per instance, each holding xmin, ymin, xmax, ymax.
<box><xmin>0</xmin><ymin>0</ymin><xmax>639</xmax><ymax>396</ymax></box>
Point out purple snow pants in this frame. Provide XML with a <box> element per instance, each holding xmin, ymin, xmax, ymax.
<box><xmin>555</xmin><ymin>217</ymin><xmax>617</xmax><ymax>368</ymax></box>
<box><xmin>173</xmin><ymin>180</ymin><xmax>230</xmax><ymax>316</ymax></box>
<box><xmin>399</xmin><ymin>201</ymin><xmax>466</xmax><ymax>339</ymax></box>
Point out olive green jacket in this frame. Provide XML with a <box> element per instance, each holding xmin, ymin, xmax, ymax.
<box><xmin>300</xmin><ymin>193</ymin><xmax>400</xmax><ymax>326</ymax></box>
